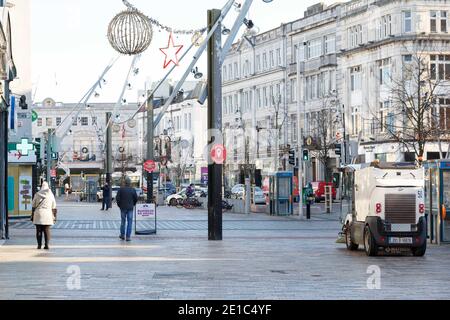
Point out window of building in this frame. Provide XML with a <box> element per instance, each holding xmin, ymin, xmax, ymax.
<box><xmin>37</xmin><ymin>118</ymin><xmax>42</xmax><ymax>127</ymax></box>
<box><xmin>234</xmin><ymin>62</ymin><xmax>238</xmax><ymax>79</ymax></box>
<box><xmin>350</xmin><ymin>66</ymin><xmax>362</xmax><ymax>91</ymax></box>
<box><xmin>189</xmin><ymin>113</ymin><xmax>192</xmax><ymax>130</ymax></box>
<box><xmin>379</xmin><ymin>101</ymin><xmax>391</xmax><ymax>133</ymax></box>
<box><xmin>430</xmin><ymin>55</ymin><xmax>450</xmax><ymax>80</ymax></box>
<box><xmin>403</xmin><ymin>10</ymin><xmax>412</xmax><ymax>33</ymax></box>
<box><xmin>382</xmin><ymin>15</ymin><xmax>392</xmax><ymax>37</ymax></box>
<box><xmin>46</xmin><ymin>117</ymin><xmax>53</xmax><ymax>127</ymax></box>
<box><xmin>299</xmin><ymin>44</ymin><xmax>305</xmax><ymax>62</ymax></box>
<box><xmin>276</xmin><ymin>48</ymin><xmax>282</xmax><ymax>66</ymax></box>
<box><xmin>223</xmin><ymin>65</ymin><xmax>227</xmax><ymax>80</ymax></box>
<box><xmin>293</xmin><ymin>45</ymin><xmax>298</xmax><ymax>64</ymax></box>
<box><xmin>378</xmin><ymin>58</ymin><xmax>391</xmax><ymax>85</ymax></box>
<box><xmin>256</xmin><ymin>54</ymin><xmax>261</xmax><ymax>72</ymax></box>
<box><xmin>439</xmin><ymin>98</ymin><xmax>450</xmax><ymax>131</ymax></box>
<box><xmin>351</xmin><ymin>107</ymin><xmax>361</xmax><ymax>135</ymax></box>
<box><xmin>80</xmin><ymin>117</ymin><xmax>88</xmax><ymax>126</ymax></box>
<box><xmin>290</xmin><ymin>78</ymin><xmax>297</xmax><ymax>103</ymax></box>
<box><xmin>56</xmin><ymin>117</ymin><xmax>61</xmax><ymax>126</ymax></box>
<box><xmin>92</xmin><ymin>117</ymin><xmax>97</xmax><ymax>126</ymax></box>
<box><xmin>431</xmin><ymin>11</ymin><xmax>448</xmax><ymax>33</ymax></box>
<box><xmin>307</xmin><ymin>38</ymin><xmax>322</xmax><ymax>59</ymax></box>
<box><xmin>263</xmin><ymin>87</ymin><xmax>268</xmax><ymax>107</ymax></box>
<box><xmin>291</xmin><ymin>114</ymin><xmax>298</xmax><ymax>143</ymax></box>
<box><xmin>72</xmin><ymin>117</ymin><xmax>77</xmax><ymax>126</ymax></box>
<box><xmin>324</xmin><ymin>34</ymin><xmax>336</xmax><ymax>54</ymax></box>
<box><xmin>312</xmin><ymin>75</ymin><xmax>318</xmax><ymax>99</ymax></box>
<box><xmin>263</xmin><ymin>52</ymin><xmax>268</xmax><ymax>70</ymax></box>
<box><xmin>270</xmin><ymin>50</ymin><xmax>275</xmax><ymax>68</ymax></box>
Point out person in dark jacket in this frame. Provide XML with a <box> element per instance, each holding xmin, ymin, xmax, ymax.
<box><xmin>101</xmin><ymin>183</ymin><xmax>111</xmax><ymax>211</ymax></box>
<box><xmin>116</xmin><ymin>178</ymin><xmax>138</xmax><ymax>241</ymax></box>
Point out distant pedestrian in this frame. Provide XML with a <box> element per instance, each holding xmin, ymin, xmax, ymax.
<box><xmin>31</xmin><ymin>181</ymin><xmax>57</xmax><ymax>250</ymax></box>
<box><xmin>64</xmin><ymin>183</ymin><xmax>70</xmax><ymax>201</ymax></box>
<box><xmin>116</xmin><ymin>178</ymin><xmax>137</xmax><ymax>242</ymax></box>
<box><xmin>101</xmin><ymin>182</ymin><xmax>111</xmax><ymax>211</ymax></box>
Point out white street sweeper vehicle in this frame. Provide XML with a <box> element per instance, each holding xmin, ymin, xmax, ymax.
<box><xmin>340</xmin><ymin>162</ymin><xmax>426</xmax><ymax>256</ymax></box>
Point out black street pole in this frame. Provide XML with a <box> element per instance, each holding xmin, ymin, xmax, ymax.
<box><xmin>106</xmin><ymin>112</ymin><xmax>113</xmax><ymax>208</ymax></box>
<box><xmin>0</xmin><ymin>82</ymin><xmax>9</xmax><ymax>240</ymax></box>
<box><xmin>146</xmin><ymin>95</ymin><xmax>154</xmax><ymax>204</ymax></box>
<box><xmin>207</xmin><ymin>8</ymin><xmax>223</xmax><ymax>241</ymax></box>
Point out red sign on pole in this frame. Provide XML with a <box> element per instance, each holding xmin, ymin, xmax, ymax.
<box><xmin>211</xmin><ymin>144</ymin><xmax>226</xmax><ymax>165</ymax></box>
<box><xmin>50</xmin><ymin>169</ymin><xmax>57</xmax><ymax>178</ymax></box>
<box><xmin>144</xmin><ymin>160</ymin><xmax>157</xmax><ymax>173</ymax></box>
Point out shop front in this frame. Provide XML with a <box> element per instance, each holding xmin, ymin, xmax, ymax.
<box><xmin>424</xmin><ymin>160</ymin><xmax>450</xmax><ymax>244</ymax></box>
<box><xmin>7</xmin><ymin>142</ymin><xmax>37</xmax><ymax>219</ymax></box>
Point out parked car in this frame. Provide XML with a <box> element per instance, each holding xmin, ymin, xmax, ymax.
<box><xmin>310</xmin><ymin>182</ymin><xmax>336</xmax><ymax>202</ymax></box>
<box><xmin>230</xmin><ymin>184</ymin><xmax>266</xmax><ymax>205</ymax></box>
<box><xmin>230</xmin><ymin>184</ymin><xmax>245</xmax><ymax>199</ymax></box>
<box><xmin>96</xmin><ymin>186</ymin><xmax>121</xmax><ymax>202</ymax></box>
<box><xmin>166</xmin><ymin>187</ymin><xmax>206</xmax><ymax>206</ymax></box>
<box><xmin>253</xmin><ymin>187</ymin><xmax>266</xmax><ymax>205</ymax></box>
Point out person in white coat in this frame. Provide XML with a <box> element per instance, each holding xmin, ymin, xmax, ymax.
<box><xmin>31</xmin><ymin>181</ymin><xmax>57</xmax><ymax>250</ymax></box>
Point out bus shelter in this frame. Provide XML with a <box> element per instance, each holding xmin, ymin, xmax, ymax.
<box><xmin>424</xmin><ymin>161</ymin><xmax>450</xmax><ymax>244</ymax></box>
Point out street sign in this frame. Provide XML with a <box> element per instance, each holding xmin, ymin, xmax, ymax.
<box><xmin>50</xmin><ymin>169</ymin><xmax>57</xmax><ymax>178</ymax></box>
<box><xmin>211</xmin><ymin>144</ymin><xmax>226</xmax><ymax>164</ymax></box>
<box><xmin>144</xmin><ymin>160</ymin><xmax>157</xmax><ymax>173</ymax></box>
<box><xmin>135</xmin><ymin>203</ymin><xmax>157</xmax><ymax>235</ymax></box>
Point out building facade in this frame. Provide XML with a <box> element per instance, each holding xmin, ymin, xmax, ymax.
<box><xmin>222</xmin><ymin>0</ymin><xmax>450</xmax><ymax>187</ymax></box>
<box><xmin>32</xmin><ymin>100</ymin><xmax>141</xmax><ymax>190</ymax></box>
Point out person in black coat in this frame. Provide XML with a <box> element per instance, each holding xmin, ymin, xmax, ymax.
<box><xmin>101</xmin><ymin>183</ymin><xmax>111</xmax><ymax>211</ymax></box>
<box><xmin>116</xmin><ymin>178</ymin><xmax>138</xmax><ymax>241</ymax></box>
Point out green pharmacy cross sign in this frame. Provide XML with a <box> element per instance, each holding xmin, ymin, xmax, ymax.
<box><xmin>17</xmin><ymin>139</ymin><xmax>34</xmax><ymax>156</ymax></box>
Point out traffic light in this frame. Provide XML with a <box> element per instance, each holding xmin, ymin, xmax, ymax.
<box><xmin>302</xmin><ymin>149</ymin><xmax>309</xmax><ymax>161</ymax></box>
<box><xmin>335</xmin><ymin>144</ymin><xmax>342</xmax><ymax>156</ymax></box>
<box><xmin>19</xmin><ymin>95</ymin><xmax>28</xmax><ymax>110</ymax></box>
<box><xmin>51</xmin><ymin>152</ymin><xmax>59</xmax><ymax>160</ymax></box>
<box><xmin>288</xmin><ymin>149</ymin><xmax>296</xmax><ymax>165</ymax></box>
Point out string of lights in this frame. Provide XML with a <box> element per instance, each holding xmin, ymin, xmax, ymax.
<box><xmin>122</xmin><ymin>0</ymin><xmax>207</xmax><ymax>35</ymax></box>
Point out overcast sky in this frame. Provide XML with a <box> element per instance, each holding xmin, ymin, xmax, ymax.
<box><xmin>31</xmin><ymin>0</ymin><xmax>336</xmax><ymax>103</ymax></box>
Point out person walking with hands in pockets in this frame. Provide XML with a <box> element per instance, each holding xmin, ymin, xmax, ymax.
<box><xmin>116</xmin><ymin>177</ymin><xmax>138</xmax><ymax>242</ymax></box>
<box><xmin>31</xmin><ymin>181</ymin><xmax>57</xmax><ymax>250</ymax></box>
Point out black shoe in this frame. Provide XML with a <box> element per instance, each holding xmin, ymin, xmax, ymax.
<box><xmin>126</xmin><ymin>238</ymin><xmax>131</xmax><ymax>242</ymax></box>
<box><xmin>37</xmin><ymin>245</ymin><xmax>42</xmax><ymax>250</ymax></box>
<box><xmin>119</xmin><ymin>236</ymin><xmax>125</xmax><ymax>241</ymax></box>
<box><xmin>44</xmin><ymin>246</ymin><xmax>49</xmax><ymax>250</ymax></box>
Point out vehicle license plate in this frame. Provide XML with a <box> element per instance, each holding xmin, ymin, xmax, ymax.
<box><xmin>389</xmin><ymin>237</ymin><xmax>413</xmax><ymax>244</ymax></box>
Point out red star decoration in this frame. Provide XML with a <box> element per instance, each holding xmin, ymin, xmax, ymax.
<box><xmin>159</xmin><ymin>33</ymin><xmax>184</xmax><ymax>69</ymax></box>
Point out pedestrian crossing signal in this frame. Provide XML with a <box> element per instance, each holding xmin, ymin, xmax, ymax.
<box><xmin>302</xmin><ymin>150</ymin><xmax>309</xmax><ymax>161</ymax></box>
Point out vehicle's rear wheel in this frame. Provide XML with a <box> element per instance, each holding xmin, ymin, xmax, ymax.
<box><xmin>169</xmin><ymin>198</ymin><xmax>178</xmax><ymax>207</ymax></box>
<box><xmin>364</xmin><ymin>226</ymin><xmax>378</xmax><ymax>257</ymax></box>
<box><xmin>345</xmin><ymin>224</ymin><xmax>359</xmax><ymax>251</ymax></box>
<box><xmin>411</xmin><ymin>241</ymin><xmax>427</xmax><ymax>257</ymax></box>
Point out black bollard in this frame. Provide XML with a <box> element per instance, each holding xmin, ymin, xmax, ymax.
<box><xmin>306</xmin><ymin>201</ymin><xmax>311</xmax><ymax>220</ymax></box>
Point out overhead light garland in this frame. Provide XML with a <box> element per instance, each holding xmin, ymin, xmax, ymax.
<box><xmin>122</xmin><ymin>0</ymin><xmax>206</xmax><ymax>36</ymax></box>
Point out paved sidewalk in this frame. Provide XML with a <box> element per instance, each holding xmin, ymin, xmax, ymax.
<box><xmin>1</xmin><ymin>201</ymin><xmax>450</xmax><ymax>300</ymax></box>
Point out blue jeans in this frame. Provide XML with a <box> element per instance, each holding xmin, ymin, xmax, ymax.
<box><xmin>120</xmin><ymin>209</ymin><xmax>134</xmax><ymax>239</ymax></box>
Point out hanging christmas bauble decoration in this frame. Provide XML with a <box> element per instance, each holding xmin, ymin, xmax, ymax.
<box><xmin>191</xmin><ymin>31</ymin><xmax>204</xmax><ymax>47</ymax></box>
<box><xmin>107</xmin><ymin>8</ymin><xmax>153</xmax><ymax>55</ymax></box>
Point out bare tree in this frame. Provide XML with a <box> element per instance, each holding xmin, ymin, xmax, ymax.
<box><xmin>371</xmin><ymin>40</ymin><xmax>449</xmax><ymax>163</ymax></box>
<box><xmin>311</xmin><ymin>97</ymin><xmax>337</xmax><ymax>182</ymax></box>
<box><xmin>266</xmin><ymin>94</ymin><xmax>288</xmax><ymax>171</ymax></box>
